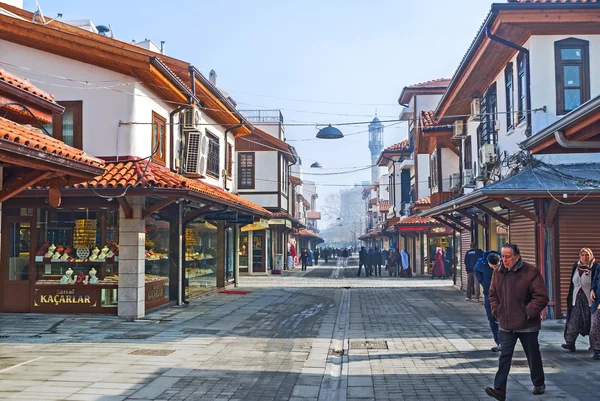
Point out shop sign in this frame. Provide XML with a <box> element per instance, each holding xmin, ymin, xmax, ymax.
<box><xmin>259</xmin><ymin>218</ymin><xmax>270</xmax><ymax>227</ymax></box>
<box><xmin>234</xmin><ymin>215</ymin><xmax>254</xmax><ymax>225</ymax></box>
<box><xmin>430</xmin><ymin>226</ymin><xmax>453</xmax><ymax>235</ymax></box>
<box><xmin>269</xmin><ymin>219</ymin><xmax>292</xmax><ymax>228</ymax></box>
<box><xmin>34</xmin><ymin>288</ymin><xmax>98</xmax><ymax>307</ymax></box>
<box><xmin>204</xmin><ymin>210</ymin><xmax>238</xmax><ymax>221</ymax></box>
<box><xmin>146</xmin><ymin>281</ymin><xmax>166</xmax><ymax>301</ymax></box>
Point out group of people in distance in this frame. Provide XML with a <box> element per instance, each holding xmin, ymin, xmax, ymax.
<box><xmin>356</xmin><ymin>246</ymin><xmax>411</xmax><ymax>277</ymax></box>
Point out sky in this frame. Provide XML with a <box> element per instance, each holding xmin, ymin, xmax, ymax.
<box><xmin>23</xmin><ymin>0</ymin><xmax>496</xmax><ymax>227</ymax></box>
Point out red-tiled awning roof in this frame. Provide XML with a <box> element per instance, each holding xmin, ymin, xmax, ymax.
<box><xmin>0</xmin><ymin>68</ymin><xmax>54</xmax><ymax>102</ymax></box>
<box><xmin>421</xmin><ymin>110</ymin><xmax>436</xmax><ymax>128</ymax></box>
<box><xmin>406</xmin><ymin>78</ymin><xmax>452</xmax><ymax>89</ymax></box>
<box><xmin>289</xmin><ymin>175</ymin><xmax>302</xmax><ymax>186</ymax></box>
<box><xmin>379</xmin><ymin>200</ymin><xmax>389</xmax><ymax>212</ymax></box>
<box><xmin>399</xmin><ymin>78</ymin><xmax>451</xmax><ymax>105</ymax></box>
<box><xmin>0</xmin><ymin>116</ymin><xmax>103</xmax><ymax>169</ymax></box>
<box><xmin>71</xmin><ymin>161</ymin><xmax>271</xmax><ymax>217</ymax></box>
<box><xmin>414</xmin><ymin>196</ymin><xmax>431</xmax><ymax>206</ymax></box>
<box><xmin>296</xmin><ymin>229</ymin><xmax>323</xmax><ymax>242</ymax></box>
<box><xmin>383</xmin><ymin>140</ymin><xmax>409</xmax><ymax>153</ymax></box>
<box><xmin>396</xmin><ymin>216</ymin><xmax>436</xmax><ymax>226</ymax></box>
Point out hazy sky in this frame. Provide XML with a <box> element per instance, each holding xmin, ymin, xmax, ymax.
<box><xmin>25</xmin><ymin>0</ymin><xmax>496</xmax><ymax>227</ymax></box>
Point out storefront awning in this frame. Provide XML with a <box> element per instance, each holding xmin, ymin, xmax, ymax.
<box><xmin>241</xmin><ymin>222</ymin><xmax>268</xmax><ymax>232</ymax></box>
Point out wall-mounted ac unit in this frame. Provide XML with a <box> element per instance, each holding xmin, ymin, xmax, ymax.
<box><xmin>479</xmin><ymin>143</ymin><xmax>498</xmax><ymax>166</ymax></box>
<box><xmin>184</xmin><ymin>130</ymin><xmax>208</xmax><ymax>177</ymax></box>
<box><xmin>182</xmin><ymin>106</ymin><xmax>201</xmax><ymax>130</ymax></box>
<box><xmin>463</xmin><ymin>169</ymin><xmax>474</xmax><ymax>186</ymax></box>
<box><xmin>470</xmin><ymin>98</ymin><xmax>481</xmax><ymax>121</ymax></box>
<box><xmin>452</xmin><ymin>120</ymin><xmax>465</xmax><ymax>138</ymax></box>
<box><xmin>449</xmin><ymin>173</ymin><xmax>461</xmax><ymax>190</ymax></box>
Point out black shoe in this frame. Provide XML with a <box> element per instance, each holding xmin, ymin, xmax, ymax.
<box><xmin>491</xmin><ymin>345</ymin><xmax>501</xmax><ymax>352</ymax></box>
<box><xmin>485</xmin><ymin>387</ymin><xmax>506</xmax><ymax>401</ymax></box>
<box><xmin>532</xmin><ymin>384</ymin><xmax>545</xmax><ymax>395</ymax></box>
<box><xmin>561</xmin><ymin>343</ymin><xmax>576</xmax><ymax>352</ymax></box>
<box><xmin>593</xmin><ymin>351</ymin><xmax>600</xmax><ymax>360</ymax></box>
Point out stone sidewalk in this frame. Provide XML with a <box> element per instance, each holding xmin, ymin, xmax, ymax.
<box><xmin>0</xmin><ymin>267</ymin><xmax>598</xmax><ymax>400</ymax></box>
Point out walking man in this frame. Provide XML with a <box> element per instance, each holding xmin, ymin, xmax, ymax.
<box><xmin>314</xmin><ymin>248</ymin><xmax>320</xmax><ymax>266</ymax></box>
<box><xmin>475</xmin><ymin>250</ymin><xmax>502</xmax><ymax>352</ymax></box>
<box><xmin>341</xmin><ymin>248</ymin><xmax>349</xmax><ymax>267</ymax></box>
<box><xmin>357</xmin><ymin>246</ymin><xmax>367</xmax><ymax>277</ymax></box>
<box><xmin>465</xmin><ymin>243</ymin><xmax>484</xmax><ymax>301</ymax></box>
<box><xmin>374</xmin><ymin>246</ymin><xmax>382</xmax><ymax>276</ymax></box>
<box><xmin>485</xmin><ymin>244</ymin><xmax>548</xmax><ymax>401</ymax></box>
<box><xmin>300</xmin><ymin>248</ymin><xmax>308</xmax><ymax>271</ymax></box>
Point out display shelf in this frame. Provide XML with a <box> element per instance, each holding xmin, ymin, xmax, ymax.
<box><xmin>35</xmin><ymin>256</ymin><xmax>119</xmax><ymax>263</ymax></box>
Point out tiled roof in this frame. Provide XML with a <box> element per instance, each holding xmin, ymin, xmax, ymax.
<box><xmin>379</xmin><ymin>200</ymin><xmax>389</xmax><ymax>212</ymax></box>
<box><xmin>289</xmin><ymin>175</ymin><xmax>302</xmax><ymax>186</ymax></box>
<box><xmin>414</xmin><ymin>196</ymin><xmax>431</xmax><ymax>206</ymax></box>
<box><xmin>421</xmin><ymin>110</ymin><xmax>436</xmax><ymax>127</ymax></box>
<box><xmin>0</xmin><ymin>68</ymin><xmax>54</xmax><ymax>102</ymax></box>
<box><xmin>396</xmin><ymin>216</ymin><xmax>436</xmax><ymax>225</ymax></box>
<box><xmin>406</xmin><ymin>78</ymin><xmax>451</xmax><ymax>89</ymax></box>
<box><xmin>0</xmin><ymin>116</ymin><xmax>103</xmax><ymax>167</ymax></box>
<box><xmin>72</xmin><ymin>161</ymin><xmax>271</xmax><ymax>216</ymax></box>
<box><xmin>383</xmin><ymin>140</ymin><xmax>409</xmax><ymax>152</ymax></box>
<box><xmin>296</xmin><ymin>229</ymin><xmax>323</xmax><ymax>240</ymax></box>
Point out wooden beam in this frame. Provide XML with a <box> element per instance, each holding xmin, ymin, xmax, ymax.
<box><xmin>0</xmin><ymin>170</ymin><xmax>52</xmax><ymax>203</ymax></box>
<box><xmin>496</xmin><ymin>198</ymin><xmax>539</xmax><ymax>223</ymax></box>
<box><xmin>545</xmin><ymin>199</ymin><xmax>560</xmax><ymax>227</ymax></box>
<box><xmin>183</xmin><ymin>204</ymin><xmax>216</xmax><ymax>225</ymax></box>
<box><xmin>473</xmin><ymin>204</ymin><xmax>510</xmax><ymax>226</ymax></box>
<box><xmin>142</xmin><ymin>196</ymin><xmax>178</xmax><ymax>219</ymax></box>
<box><xmin>455</xmin><ymin>209</ymin><xmax>489</xmax><ymax>229</ymax></box>
<box><xmin>431</xmin><ymin>216</ymin><xmax>461</xmax><ymax>232</ymax></box>
<box><xmin>441</xmin><ymin>213</ymin><xmax>472</xmax><ymax>231</ymax></box>
<box><xmin>118</xmin><ymin>197</ymin><xmax>133</xmax><ymax>219</ymax></box>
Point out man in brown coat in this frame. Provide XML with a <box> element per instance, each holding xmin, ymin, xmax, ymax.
<box><xmin>485</xmin><ymin>244</ymin><xmax>549</xmax><ymax>401</ymax></box>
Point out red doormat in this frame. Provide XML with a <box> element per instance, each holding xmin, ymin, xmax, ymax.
<box><xmin>272</xmin><ymin>270</ymin><xmax>282</xmax><ymax>275</ymax></box>
<box><xmin>219</xmin><ymin>290</ymin><xmax>252</xmax><ymax>295</ymax></box>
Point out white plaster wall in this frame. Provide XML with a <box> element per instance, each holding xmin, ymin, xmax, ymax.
<box><xmin>379</xmin><ymin>173</ymin><xmax>390</xmax><ymax>201</ymax></box>
<box><xmin>253</xmin><ymin>151</ymin><xmax>278</xmax><ymax>192</ymax></box>
<box><xmin>240</xmin><ymin>194</ymin><xmax>278</xmax><ymax>209</ymax></box>
<box><xmin>417</xmin><ymin>154</ymin><xmax>430</xmax><ymax>200</ymax></box>
<box><xmin>440</xmin><ymin>148</ymin><xmax>459</xmax><ymax>192</ymax></box>
<box><xmin>415</xmin><ymin>94</ymin><xmax>443</xmax><ymax>114</ymax></box>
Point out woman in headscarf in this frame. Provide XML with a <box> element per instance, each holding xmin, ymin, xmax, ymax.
<box><xmin>588</xmin><ymin>249</ymin><xmax>600</xmax><ymax>359</ymax></box>
<box><xmin>431</xmin><ymin>248</ymin><xmax>446</xmax><ymax>279</ymax></box>
<box><xmin>563</xmin><ymin>248</ymin><xmax>598</xmax><ymax>352</ymax></box>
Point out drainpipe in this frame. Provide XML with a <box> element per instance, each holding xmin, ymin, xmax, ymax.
<box><xmin>485</xmin><ymin>26</ymin><xmax>532</xmax><ymax>137</ymax></box>
<box><xmin>178</xmin><ymin>201</ymin><xmax>183</xmax><ymax>305</ymax></box>
<box><xmin>555</xmin><ymin>130</ymin><xmax>600</xmax><ymax>149</ymax></box>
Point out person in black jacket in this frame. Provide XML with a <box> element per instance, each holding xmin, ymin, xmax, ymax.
<box><xmin>465</xmin><ymin>244</ymin><xmax>484</xmax><ymax>301</ymax></box>
<box><xmin>357</xmin><ymin>247</ymin><xmax>367</xmax><ymax>277</ymax></box>
<box><xmin>367</xmin><ymin>248</ymin><xmax>376</xmax><ymax>276</ymax></box>
<box><xmin>300</xmin><ymin>249</ymin><xmax>308</xmax><ymax>271</ymax></box>
<box><xmin>314</xmin><ymin>248</ymin><xmax>320</xmax><ymax>266</ymax></box>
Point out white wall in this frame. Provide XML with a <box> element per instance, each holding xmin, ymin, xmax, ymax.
<box><xmin>241</xmin><ymin>194</ymin><xmax>278</xmax><ymax>208</ymax></box>
<box><xmin>440</xmin><ymin>148</ymin><xmax>459</xmax><ymax>192</ymax></box>
<box><xmin>253</xmin><ymin>151</ymin><xmax>278</xmax><ymax>192</ymax></box>
<box><xmin>415</xmin><ymin>94</ymin><xmax>443</xmax><ymax>115</ymax></box>
<box><xmin>417</xmin><ymin>154</ymin><xmax>430</xmax><ymax>200</ymax></box>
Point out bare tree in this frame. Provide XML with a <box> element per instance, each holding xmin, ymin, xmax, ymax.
<box><xmin>321</xmin><ymin>187</ymin><xmax>364</xmax><ymax>247</ymax></box>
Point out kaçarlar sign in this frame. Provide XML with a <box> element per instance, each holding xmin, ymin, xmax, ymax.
<box><xmin>34</xmin><ymin>288</ymin><xmax>98</xmax><ymax>308</ymax></box>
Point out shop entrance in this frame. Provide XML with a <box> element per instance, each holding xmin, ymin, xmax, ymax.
<box><xmin>2</xmin><ymin>216</ymin><xmax>33</xmax><ymax>312</ymax></box>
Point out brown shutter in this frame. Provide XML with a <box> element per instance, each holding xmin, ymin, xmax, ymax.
<box><xmin>460</xmin><ymin>218</ymin><xmax>471</xmax><ymax>290</ymax></box>
<box><xmin>508</xmin><ymin>199</ymin><xmax>537</xmax><ymax>266</ymax></box>
<box><xmin>557</xmin><ymin>199</ymin><xmax>600</xmax><ymax>316</ymax></box>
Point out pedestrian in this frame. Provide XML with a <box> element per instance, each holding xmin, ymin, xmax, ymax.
<box><xmin>367</xmin><ymin>248</ymin><xmax>376</xmax><ymax>276</ymax></box>
<box><xmin>563</xmin><ymin>247</ymin><xmax>598</xmax><ymax>352</ymax></box>
<box><xmin>381</xmin><ymin>247</ymin><xmax>389</xmax><ymax>274</ymax></box>
<box><xmin>314</xmin><ymin>248</ymin><xmax>320</xmax><ymax>266</ymax></box>
<box><xmin>308</xmin><ymin>249</ymin><xmax>314</xmax><ymax>266</ymax></box>
<box><xmin>474</xmin><ymin>250</ymin><xmax>502</xmax><ymax>352</ymax></box>
<box><xmin>588</xmin><ymin>249</ymin><xmax>600</xmax><ymax>359</ymax></box>
<box><xmin>465</xmin><ymin>243</ymin><xmax>484</xmax><ymax>301</ymax></box>
<box><xmin>485</xmin><ymin>243</ymin><xmax>548</xmax><ymax>401</ymax></box>
<box><xmin>357</xmin><ymin>246</ymin><xmax>367</xmax><ymax>277</ymax></box>
<box><xmin>324</xmin><ymin>248</ymin><xmax>329</xmax><ymax>264</ymax></box>
<box><xmin>388</xmin><ymin>249</ymin><xmax>398</xmax><ymax>277</ymax></box>
<box><xmin>374</xmin><ymin>247</ymin><xmax>382</xmax><ymax>276</ymax></box>
<box><xmin>431</xmin><ymin>248</ymin><xmax>445</xmax><ymax>279</ymax></box>
<box><xmin>444</xmin><ymin>246</ymin><xmax>453</xmax><ymax>279</ymax></box>
<box><xmin>400</xmin><ymin>249</ymin><xmax>412</xmax><ymax>278</ymax></box>
<box><xmin>341</xmin><ymin>248</ymin><xmax>349</xmax><ymax>267</ymax></box>
<box><xmin>300</xmin><ymin>248</ymin><xmax>308</xmax><ymax>271</ymax></box>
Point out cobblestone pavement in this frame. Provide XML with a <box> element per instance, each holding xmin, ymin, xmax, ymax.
<box><xmin>0</xmin><ymin>258</ymin><xmax>598</xmax><ymax>400</ymax></box>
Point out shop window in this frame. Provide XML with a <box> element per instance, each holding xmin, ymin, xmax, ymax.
<box><xmin>430</xmin><ymin>150</ymin><xmax>438</xmax><ymax>190</ymax></box>
<box><xmin>206</xmin><ymin>131</ymin><xmax>220</xmax><ymax>177</ymax></box>
<box><xmin>479</xmin><ymin>83</ymin><xmax>497</xmax><ymax>145</ymax></box>
<box><xmin>152</xmin><ymin>112</ymin><xmax>167</xmax><ymax>165</ymax></box>
<box><xmin>239</xmin><ymin>231</ymin><xmax>249</xmax><ymax>270</ymax></box>
<box><xmin>505</xmin><ymin>63</ymin><xmax>514</xmax><ymax>129</ymax></box>
<box><xmin>42</xmin><ymin>101</ymin><xmax>83</xmax><ymax>149</ymax></box>
<box><xmin>33</xmin><ymin>208</ymin><xmax>119</xmax><ymax>308</ymax></box>
<box><xmin>238</xmin><ymin>152</ymin><xmax>255</xmax><ymax>189</ymax></box>
<box><xmin>185</xmin><ymin>219</ymin><xmax>217</xmax><ymax>299</ymax></box>
<box><xmin>144</xmin><ymin>212</ymin><xmax>171</xmax><ymax>310</ymax></box>
<box><xmin>555</xmin><ymin>38</ymin><xmax>590</xmax><ymax>115</ymax></box>
<box><xmin>464</xmin><ymin>136</ymin><xmax>472</xmax><ymax>171</ymax></box>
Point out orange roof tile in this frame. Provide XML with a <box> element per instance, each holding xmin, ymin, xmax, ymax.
<box><xmin>379</xmin><ymin>200</ymin><xmax>389</xmax><ymax>212</ymax></box>
<box><xmin>406</xmin><ymin>78</ymin><xmax>451</xmax><ymax>89</ymax></box>
<box><xmin>296</xmin><ymin>229</ymin><xmax>323</xmax><ymax>241</ymax></box>
<box><xmin>0</xmin><ymin>116</ymin><xmax>103</xmax><ymax>168</ymax></box>
<box><xmin>289</xmin><ymin>175</ymin><xmax>302</xmax><ymax>186</ymax></box>
<box><xmin>0</xmin><ymin>68</ymin><xmax>54</xmax><ymax>102</ymax></box>
<box><xmin>72</xmin><ymin>161</ymin><xmax>271</xmax><ymax>217</ymax></box>
<box><xmin>421</xmin><ymin>110</ymin><xmax>436</xmax><ymax>128</ymax></box>
<box><xmin>383</xmin><ymin>140</ymin><xmax>409</xmax><ymax>153</ymax></box>
<box><xmin>396</xmin><ymin>216</ymin><xmax>436</xmax><ymax>225</ymax></box>
<box><xmin>414</xmin><ymin>196</ymin><xmax>431</xmax><ymax>206</ymax></box>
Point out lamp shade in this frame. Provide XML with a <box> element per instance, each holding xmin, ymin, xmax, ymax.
<box><xmin>310</xmin><ymin>162</ymin><xmax>322</xmax><ymax>168</ymax></box>
<box><xmin>316</xmin><ymin>124</ymin><xmax>344</xmax><ymax>139</ymax></box>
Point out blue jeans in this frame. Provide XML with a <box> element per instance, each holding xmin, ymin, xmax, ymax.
<box><xmin>484</xmin><ymin>293</ymin><xmax>500</xmax><ymax>345</ymax></box>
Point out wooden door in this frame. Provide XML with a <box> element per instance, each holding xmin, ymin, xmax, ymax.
<box><xmin>2</xmin><ymin>216</ymin><xmax>33</xmax><ymax>312</ymax></box>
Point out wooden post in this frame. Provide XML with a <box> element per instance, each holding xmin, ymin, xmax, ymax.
<box><xmin>216</xmin><ymin>221</ymin><xmax>225</xmax><ymax>288</ymax></box>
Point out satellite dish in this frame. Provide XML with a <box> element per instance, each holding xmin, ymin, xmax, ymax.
<box><xmin>96</xmin><ymin>25</ymin><xmax>111</xmax><ymax>36</ymax></box>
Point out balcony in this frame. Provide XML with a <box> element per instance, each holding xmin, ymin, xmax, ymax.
<box><xmin>239</xmin><ymin>109</ymin><xmax>284</xmax><ymax>124</ymax></box>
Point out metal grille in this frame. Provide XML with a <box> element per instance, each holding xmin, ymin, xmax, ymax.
<box><xmin>129</xmin><ymin>349</ymin><xmax>175</xmax><ymax>356</ymax></box>
<box><xmin>182</xmin><ymin>329</ymin><xmax>220</xmax><ymax>335</ymax></box>
<box><xmin>105</xmin><ymin>334</ymin><xmax>153</xmax><ymax>340</ymax></box>
<box><xmin>184</xmin><ymin>131</ymin><xmax>200</xmax><ymax>174</ymax></box>
<box><xmin>350</xmin><ymin>340</ymin><xmax>388</xmax><ymax>350</ymax></box>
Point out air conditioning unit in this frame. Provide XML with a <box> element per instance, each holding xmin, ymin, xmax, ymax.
<box><xmin>479</xmin><ymin>143</ymin><xmax>498</xmax><ymax>166</ymax></box>
<box><xmin>470</xmin><ymin>98</ymin><xmax>481</xmax><ymax>121</ymax></box>
<box><xmin>182</xmin><ymin>106</ymin><xmax>201</xmax><ymax>130</ymax></box>
<box><xmin>452</xmin><ymin>120</ymin><xmax>465</xmax><ymax>138</ymax></box>
<box><xmin>184</xmin><ymin>130</ymin><xmax>209</xmax><ymax>177</ymax></box>
<box><xmin>463</xmin><ymin>168</ymin><xmax>474</xmax><ymax>186</ymax></box>
<box><xmin>449</xmin><ymin>173</ymin><xmax>461</xmax><ymax>190</ymax></box>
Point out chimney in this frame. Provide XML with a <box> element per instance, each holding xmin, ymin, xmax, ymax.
<box><xmin>160</xmin><ymin>41</ymin><xmax>166</xmax><ymax>55</ymax></box>
<box><xmin>209</xmin><ymin>69</ymin><xmax>217</xmax><ymax>86</ymax></box>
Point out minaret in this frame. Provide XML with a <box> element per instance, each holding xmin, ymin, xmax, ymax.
<box><xmin>368</xmin><ymin>116</ymin><xmax>384</xmax><ymax>184</ymax></box>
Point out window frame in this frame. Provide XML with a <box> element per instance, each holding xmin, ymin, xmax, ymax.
<box><xmin>206</xmin><ymin>131</ymin><xmax>220</xmax><ymax>178</ymax></box>
<box><xmin>517</xmin><ymin>53</ymin><xmax>527</xmax><ymax>123</ymax></box>
<box><xmin>237</xmin><ymin>152</ymin><xmax>255</xmax><ymax>190</ymax></box>
<box><xmin>554</xmin><ymin>38</ymin><xmax>590</xmax><ymax>115</ymax></box>
<box><xmin>464</xmin><ymin>136</ymin><xmax>473</xmax><ymax>172</ymax></box>
<box><xmin>151</xmin><ymin>111</ymin><xmax>167</xmax><ymax>165</ymax></box>
<box><xmin>505</xmin><ymin>63</ymin><xmax>514</xmax><ymax>130</ymax></box>
<box><xmin>430</xmin><ymin>150</ymin><xmax>438</xmax><ymax>190</ymax></box>
<box><xmin>44</xmin><ymin>101</ymin><xmax>83</xmax><ymax>150</ymax></box>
